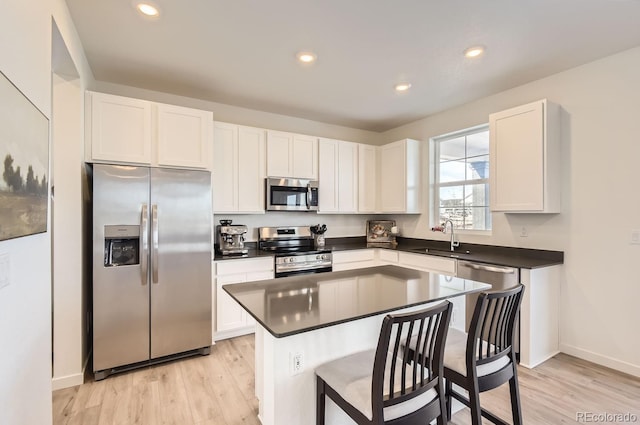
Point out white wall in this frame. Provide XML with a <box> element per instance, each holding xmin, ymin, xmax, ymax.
<box><xmin>381</xmin><ymin>47</ymin><xmax>640</xmax><ymax>376</ymax></box>
<box><xmin>216</xmin><ymin>212</ymin><xmax>388</xmax><ymax>241</ymax></box>
<box><xmin>0</xmin><ymin>0</ymin><xmax>92</xmax><ymax>424</ymax></box>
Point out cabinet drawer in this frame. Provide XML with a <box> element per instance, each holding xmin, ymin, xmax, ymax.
<box><xmin>215</xmin><ymin>257</ymin><xmax>274</xmax><ymax>275</ymax></box>
<box><xmin>398</xmin><ymin>252</ymin><xmax>456</xmax><ymax>275</ymax></box>
<box><xmin>333</xmin><ymin>249</ymin><xmax>375</xmax><ymax>264</ymax></box>
<box><xmin>378</xmin><ymin>249</ymin><xmax>399</xmax><ymax>264</ymax></box>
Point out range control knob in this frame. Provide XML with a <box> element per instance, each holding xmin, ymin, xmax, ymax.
<box><xmin>288</xmin><ymin>257</ymin><xmax>295</xmax><ymax>263</ymax></box>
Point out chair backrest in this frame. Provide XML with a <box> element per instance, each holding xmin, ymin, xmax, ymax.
<box><xmin>467</xmin><ymin>284</ymin><xmax>524</xmax><ymax>372</ymax></box>
<box><xmin>371</xmin><ymin>301</ymin><xmax>452</xmax><ymax>422</ymax></box>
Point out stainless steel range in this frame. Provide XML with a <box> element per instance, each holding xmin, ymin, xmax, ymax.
<box><xmin>258</xmin><ymin>226</ymin><xmax>332</xmax><ymax>278</ymax></box>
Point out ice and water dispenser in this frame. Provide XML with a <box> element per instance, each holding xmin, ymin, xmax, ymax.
<box><xmin>103</xmin><ymin>225</ymin><xmax>140</xmax><ymax>267</ymax></box>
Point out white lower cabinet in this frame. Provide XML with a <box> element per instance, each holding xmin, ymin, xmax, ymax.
<box><xmin>377</xmin><ymin>249</ymin><xmax>399</xmax><ymax>265</ymax></box>
<box><xmin>332</xmin><ymin>249</ymin><xmax>377</xmax><ymax>271</ymax></box>
<box><xmin>214</xmin><ymin>257</ymin><xmax>274</xmax><ymax>341</ymax></box>
<box><xmin>397</xmin><ymin>252</ymin><xmax>457</xmax><ymax>276</ymax></box>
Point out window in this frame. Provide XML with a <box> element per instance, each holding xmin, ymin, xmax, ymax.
<box><xmin>432</xmin><ymin>125</ymin><xmax>491</xmax><ymax>231</ymax></box>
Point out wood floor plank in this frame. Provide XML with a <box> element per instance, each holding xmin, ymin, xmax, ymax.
<box><xmin>179</xmin><ymin>355</ymin><xmax>226</xmax><ymax>424</ymax></box>
<box><xmin>53</xmin><ymin>339</ymin><xmax>640</xmax><ymax>425</ymax></box>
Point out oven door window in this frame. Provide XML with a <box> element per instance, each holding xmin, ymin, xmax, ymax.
<box><xmin>270</xmin><ymin>186</ymin><xmax>308</xmax><ymax>206</ymax></box>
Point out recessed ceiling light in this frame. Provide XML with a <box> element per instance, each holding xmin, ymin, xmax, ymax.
<box><xmin>136</xmin><ymin>2</ymin><xmax>160</xmax><ymax>17</ymax></box>
<box><xmin>464</xmin><ymin>46</ymin><xmax>485</xmax><ymax>58</ymax></box>
<box><xmin>395</xmin><ymin>83</ymin><xmax>412</xmax><ymax>92</ymax></box>
<box><xmin>296</xmin><ymin>51</ymin><xmax>317</xmax><ymax>64</ymax></box>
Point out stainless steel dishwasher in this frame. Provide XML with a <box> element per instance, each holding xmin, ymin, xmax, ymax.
<box><xmin>457</xmin><ymin>260</ymin><xmax>520</xmax><ymax>354</ymax></box>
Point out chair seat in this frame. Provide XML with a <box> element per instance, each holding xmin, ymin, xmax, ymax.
<box><xmin>442</xmin><ymin>328</ymin><xmax>511</xmax><ymax>377</ymax></box>
<box><xmin>316</xmin><ymin>349</ymin><xmax>437</xmax><ymax>421</ymax></box>
<box><xmin>407</xmin><ymin>328</ymin><xmax>510</xmax><ymax>378</ymax></box>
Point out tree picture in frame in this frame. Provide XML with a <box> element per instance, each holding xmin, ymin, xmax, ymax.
<box><xmin>0</xmin><ymin>70</ymin><xmax>49</xmax><ymax>241</ymax></box>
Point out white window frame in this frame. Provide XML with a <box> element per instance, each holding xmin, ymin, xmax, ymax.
<box><xmin>430</xmin><ymin>124</ymin><xmax>491</xmax><ymax>234</ymax></box>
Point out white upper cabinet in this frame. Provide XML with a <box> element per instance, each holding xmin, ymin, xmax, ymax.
<box><xmin>88</xmin><ymin>92</ymin><xmax>152</xmax><ymax>164</ymax></box>
<box><xmin>266</xmin><ymin>130</ymin><xmax>318</xmax><ymax>179</ymax></box>
<box><xmin>379</xmin><ymin>139</ymin><xmax>421</xmax><ymax>213</ymax></box>
<box><xmin>156</xmin><ymin>103</ymin><xmax>212</xmax><ymax>169</ymax></box>
<box><xmin>86</xmin><ymin>91</ymin><xmax>213</xmax><ymax>170</ymax></box>
<box><xmin>489</xmin><ymin>99</ymin><xmax>561</xmax><ymax>213</ymax></box>
<box><xmin>358</xmin><ymin>144</ymin><xmax>377</xmax><ymax>213</ymax></box>
<box><xmin>213</xmin><ymin>122</ymin><xmax>265</xmax><ymax>214</ymax></box>
<box><xmin>318</xmin><ymin>138</ymin><xmax>358</xmax><ymax>213</ymax></box>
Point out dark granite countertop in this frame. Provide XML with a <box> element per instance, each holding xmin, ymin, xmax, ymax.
<box><xmin>324</xmin><ymin>236</ymin><xmax>564</xmax><ymax>269</ymax></box>
<box><xmin>223</xmin><ymin>265</ymin><xmax>491</xmax><ymax>338</ymax></box>
<box><xmin>214</xmin><ymin>237</ymin><xmax>564</xmax><ymax>269</ymax></box>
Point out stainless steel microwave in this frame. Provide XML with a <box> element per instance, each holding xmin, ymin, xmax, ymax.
<box><xmin>265</xmin><ymin>178</ymin><xmax>319</xmax><ymax>211</ymax></box>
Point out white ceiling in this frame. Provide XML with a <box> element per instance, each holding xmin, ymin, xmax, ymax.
<box><xmin>65</xmin><ymin>0</ymin><xmax>640</xmax><ymax>132</ymax></box>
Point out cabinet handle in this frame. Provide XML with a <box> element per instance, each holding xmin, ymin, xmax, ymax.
<box><xmin>462</xmin><ymin>263</ymin><xmax>516</xmax><ymax>274</ymax></box>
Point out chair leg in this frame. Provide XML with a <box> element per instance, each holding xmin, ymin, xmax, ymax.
<box><xmin>509</xmin><ymin>370</ymin><xmax>523</xmax><ymax>425</ymax></box>
<box><xmin>445</xmin><ymin>378</ymin><xmax>453</xmax><ymax>421</ymax></box>
<box><xmin>316</xmin><ymin>377</ymin><xmax>326</xmax><ymax>425</ymax></box>
<box><xmin>437</xmin><ymin>379</ymin><xmax>447</xmax><ymax>425</ymax></box>
<box><xmin>468</xmin><ymin>379</ymin><xmax>482</xmax><ymax>425</ymax></box>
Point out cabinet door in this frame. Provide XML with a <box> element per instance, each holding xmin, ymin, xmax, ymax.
<box><xmin>212</xmin><ymin>122</ymin><xmax>238</xmax><ymax>212</ymax></box>
<box><xmin>379</xmin><ymin>141</ymin><xmax>407</xmax><ymax>212</ymax></box>
<box><xmin>216</xmin><ymin>275</ymin><xmax>247</xmax><ymax>333</ymax></box>
<box><xmin>266</xmin><ymin>130</ymin><xmax>292</xmax><ymax>177</ymax></box>
<box><xmin>238</xmin><ymin>126</ymin><xmax>266</xmax><ymax>212</ymax></box>
<box><xmin>318</xmin><ymin>139</ymin><xmax>338</xmax><ymax>212</ymax></box>
<box><xmin>358</xmin><ymin>144</ymin><xmax>377</xmax><ymax>213</ymax></box>
<box><xmin>292</xmin><ymin>134</ymin><xmax>318</xmax><ymax>179</ymax></box>
<box><xmin>90</xmin><ymin>92</ymin><xmax>152</xmax><ymax>164</ymax></box>
<box><xmin>490</xmin><ymin>101</ymin><xmax>544</xmax><ymax>211</ymax></box>
<box><xmin>156</xmin><ymin>103</ymin><xmax>212</xmax><ymax>169</ymax></box>
<box><xmin>338</xmin><ymin>141</ymin><xmax>358</xmax><ymax>212</ymax></box>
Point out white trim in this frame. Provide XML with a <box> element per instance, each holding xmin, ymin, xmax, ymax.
<box><xmin>560</xmin><ymin>344</ymin><xmax>640</xmax><ymax>378</ymax></box>
<box><xmin>214</xmin><ymin>326</ymin><xmax>255</xmax><ymax>342</ymax></box>
<box><xmin>52</xmin><ymin>371</ymin><xmax>84</xmax><ymax>391</ymax></box>
<box><xmin>52</xmin><ymin>350</ymin><xmax>90</xmax><ymax>390</ymax></box>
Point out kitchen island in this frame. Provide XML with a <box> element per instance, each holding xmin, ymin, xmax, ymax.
<box><xmin>223</xmin><ymin>265</ymin><xmax>491</xmax><ymax>425</ymax></box>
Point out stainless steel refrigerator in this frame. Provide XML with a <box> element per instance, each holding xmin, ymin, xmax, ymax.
<box><xmin>92</xmin><ymin>164</ymin><xmax>212</xmax><ymax>380</ymax></box>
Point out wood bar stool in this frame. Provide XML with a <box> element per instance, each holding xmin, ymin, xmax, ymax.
<box><xmin>416</xmin><ymin>285</ymin><xmax>525</xmax><ymax>425</ymax></box>
<box><xmin>315</xmin><ymin>301</ymin><xmax>452</xmax><ymax>425</ymax></box>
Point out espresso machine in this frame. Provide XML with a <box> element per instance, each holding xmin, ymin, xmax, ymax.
<box><xmin>216</xmin><ymin>220</ymin><xmax>249</xmax><ymax>255</ymax></box>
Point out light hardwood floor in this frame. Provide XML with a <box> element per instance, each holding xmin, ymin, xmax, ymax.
<box><xmin>53</xmin><ymin>335</ymin><xmax>640</xmax><ymax>425</ymax></box>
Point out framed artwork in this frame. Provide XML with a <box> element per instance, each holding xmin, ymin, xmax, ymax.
<box><xmin>0</xmin><ymin>70</ymin><xmax>50</xmax><ymax>241</ymax></box>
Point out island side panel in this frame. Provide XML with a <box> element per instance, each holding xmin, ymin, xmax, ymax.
<box><xmin>256</xmin><ymin>316</ymin><xmax>386</xmax><ymax>425</ymax></box>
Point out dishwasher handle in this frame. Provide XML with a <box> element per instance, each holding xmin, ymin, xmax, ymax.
<box><xmin>460</xmin><ymin>262</ymin><xmax>516</xmax><ymax>274</ymax></box>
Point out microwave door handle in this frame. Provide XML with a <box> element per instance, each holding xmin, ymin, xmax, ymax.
<box><xmin>140</xmin><ymin>204</ymin><xmax>148</xmax><ymax>285</ymax></box>
<box><xmin>151</xmin><ymin>204</ymin><xmax>159</xmax><ymax>283</ymax></box>
<box><xmin>306</xmin><ymin>184</ymin><xmax>311</xmax><ymax>210</ymax></box>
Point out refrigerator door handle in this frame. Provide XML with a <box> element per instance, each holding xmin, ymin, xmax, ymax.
<box><xmin>140</xmin><ymin>204</ymin><xmax>149</xmax><ymax>285</ymax></box>
<box><xmin>152</xmin><ymin>204</ymin><xmax>159</xmax><ymax>284</ymax></box>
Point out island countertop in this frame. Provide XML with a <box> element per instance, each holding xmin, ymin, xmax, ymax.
<box><xmin>223</xmin><ymin>265</ymin><xmax>491</xmax><ymax>338</ymax></box>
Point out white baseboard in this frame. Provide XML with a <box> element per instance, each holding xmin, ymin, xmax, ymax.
<box><xmin>52</xmin><ymin>372</ymin><xmax>84</xmax><ymax>391</ymax></box>
<box><xmin>214</xmin><ymin>326</ymin><xmax>255</xmax><ymax>342</ymax></box>
<box><xmin>52</xmin><ymin>351</ymin><xmax>90</xmax><ymax>391</ymax></box>
<box><xmin>560</xmin><ymin>343</ymin><xmax>640</xmax><ymax>378</ymax></box>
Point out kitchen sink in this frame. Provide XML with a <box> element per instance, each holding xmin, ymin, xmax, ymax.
<box><xmin>407</xmin><ymin>247</ymin><xmax>472</xmax><ymax>258</ymax></box>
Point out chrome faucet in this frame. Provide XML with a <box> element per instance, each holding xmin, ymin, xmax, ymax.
<box><xmin>442</xmin><ymin>219</ymin><xmax>460</xmax><ymax>251</ymax></box>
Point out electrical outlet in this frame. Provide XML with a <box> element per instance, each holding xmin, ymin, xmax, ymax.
<box><xmin>520</xmin><ymin>227</ymin><xmax>528</xmax><ymax>237</ymax></box>
<box><xmin>291</xmin><ymin>352</ymin><xmax>304</xmax><ymax>375</ymax></box>
<box><xmin>631</xmin><ymin>230</ymin><xmax>640</xmax><ymax>245</ymax></box>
